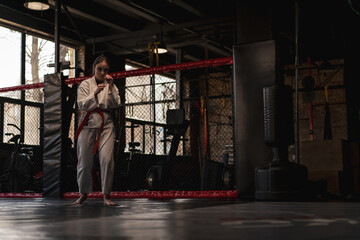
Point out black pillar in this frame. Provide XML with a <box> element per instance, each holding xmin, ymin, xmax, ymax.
<box><xmin>55</xmin><ymin>0</ymin><xmax>61</xmax><ymax>73</ymax></box>
<box><xmin>232</xmin><ymin>0</ymin><xmax>289</xmax><ymax>198</ymax></box>
<box><xmin>107</xmin><ymin>55</ymin><xmax>126</xmax><ymax>153</ymax></box>
<box><xmin>175</xmin><ymin>48</ymin><xmax>183</xmax><ymax>109</ymax></box>
<box><xmin>344</xmin><ymin>11</ymin><xmax>360</xmax><ymax>142</ymax></box>
<box><xmin>106</xmin><ymin>54</ymin><xmax>126</xmax><ymax>190</ymax></box>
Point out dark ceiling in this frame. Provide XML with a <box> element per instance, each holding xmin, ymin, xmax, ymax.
<box><xmin>0</xmin><ymin>1</ymin><xmax>360</xmax><ymax>67</ymax></box>
<box><xmin>0</xmin><ymin>0</ymin><xmax>234</xmax><ymax>67</ymax></box>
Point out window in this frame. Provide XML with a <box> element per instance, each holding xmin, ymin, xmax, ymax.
<box><xmin>124</xmin><ymin>64</ymin><xmax>177</xmax><ymax>154</ymax></box>
<box><xmin>24</xmin><ymin>106</ymin><xmax>40</xmax><ymax>145</ymax></box>
<box><xmin>0</xmin><ymin>26</ymin><xmax>21</xmax><ymax>99</ymax></box>
<box><xmin>0</xmin><ymin>25</ymin><xmax>76</xmax><ymax>146</ymax></box>
<box><xmin>61</xmin><ymin>45</ymin><xmax>76</xmax><ymax>79</ymax></box>
<box><xmin>154</xmin><ymin>74</ymin><xmax>176</xmax><ymax>124</ymax></box>
<box><xmin>3</xmin><ymin>103</ymin><xmax>21</xmax><ymax>143</ymax></box>
<box><xmin>25</xmin><ymin>34</ymin><xmax>76</xmax><ymax>102</ymax></box>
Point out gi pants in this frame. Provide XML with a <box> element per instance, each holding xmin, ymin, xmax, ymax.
<box><xmin>76</xmin><ymin>126</ymin><xmax>115</xmax><ymax>195</ymax></box>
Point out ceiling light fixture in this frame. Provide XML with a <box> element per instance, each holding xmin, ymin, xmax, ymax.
<box><xmin>153</xmin><ymin>30</ymin><xmax>167</xmax><ymax>54</ymax></box>
<box><xmin>24</xmin><ymin>0</ymin><xmax>50</xmax><ymax>11</ymax></box>
<box><xmin>156</xmin><ymin>42</ymin><xmax>168</xmax><ymax>54</ymax></box>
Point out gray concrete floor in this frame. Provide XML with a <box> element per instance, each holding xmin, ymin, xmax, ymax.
<box><xmin>0</xmin><ymin>198</ymin><xmax>359</xmax><ymax>239</ymax></box>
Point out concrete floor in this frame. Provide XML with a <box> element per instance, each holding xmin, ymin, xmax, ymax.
<box><xmin>0</xmin><ymin>198</ymin><xmax>359</xmax><ymax>239</ymax></box>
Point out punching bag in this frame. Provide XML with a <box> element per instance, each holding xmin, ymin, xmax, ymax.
<box><xmin>263</xmin><ymin>85</ymin><xmax>294</xmax><ymax>152</ymax></box>
<box><xmin>256</xmin><ymin>85</ymin><xmax>308</xmax><ymax>200</ymax></box>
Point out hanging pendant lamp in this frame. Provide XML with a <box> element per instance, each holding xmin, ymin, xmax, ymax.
<box><xmin>24</xmin><ymin>0</ymin><xmax>50</xmax><ymax>11</ymax></box>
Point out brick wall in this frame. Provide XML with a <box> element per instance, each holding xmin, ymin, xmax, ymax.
<box><xmin>284</xmin><ymin>59</ymin><xmax>349</xmax><ymax>193</ymax></box>
<box><xmin>284</xmin><ymin>59</ymin><xmax>347</xmax><ymax>144</ymax></box>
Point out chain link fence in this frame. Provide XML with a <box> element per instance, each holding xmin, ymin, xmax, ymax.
<box><xmin>112</xmin><ymin>62</ymin><xmax>234</xmax><ymax>192</ymax></box>
<box><xmin>0</xmin><ymin>88</ymin><xmax>43</xmax><ymax>193</ymax></box>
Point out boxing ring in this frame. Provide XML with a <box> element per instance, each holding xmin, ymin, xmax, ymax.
<box><xmin>0</xmin><ymin>57</ymin><xmax>236</xmax><ymax>199</ymax></box>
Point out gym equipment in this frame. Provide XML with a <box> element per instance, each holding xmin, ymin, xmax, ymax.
<box><xmin>116</xmin><ymin>124</ymin><xmax>144</xmax><ymax>191</ymax></box>
<box><xmin>200</xmin><ymin>145</ymin><xmax>235</xmax><ymax>191</ymax></box>
<box><xmin>200</xmin><ymin>159</ymin><xmax>224</xmax><ymax>190</ymax></box>
<box><xmin>0</xmin><ymin>124</ymin><xmax>38</xmax><ymax>193</ymax></box>
<box><xmin>124</xmin><ymin>141</ymin><xmax>141</xmax><ymax>177</ymax></box>
<box><xmin>146</xmin><ymin>109</ymin><xmax>190</xmax><ymax>190</ymax></box>
<box><xmin>222</xmin><ymin>145</ymin><xmax>235</xmax><ymax>190</ymax></box>
<box><xmin>255</xmin><ymin>85</ymin><xmax>308</xmax><ymax>200</ymax></box>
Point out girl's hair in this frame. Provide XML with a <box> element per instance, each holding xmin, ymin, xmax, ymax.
<box><xmin>92</xmin><ymin>54</ymin><xmax>111</xmax><ymax>74</ymax></box>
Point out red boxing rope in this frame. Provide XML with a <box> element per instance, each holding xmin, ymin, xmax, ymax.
<box><xmin>64</xmin><ymin>190</ymin><xmax>237</xmax><ymax>199</ymax></box>
<box><xmin>0</xmin><ymin>83</ymin><xmax>44</xmax><ymax>93</ymax></box>
<box><xmin>0</xmin><ymin>57</ymin><xmax>233</xmax><ymax>93</ymax></box>
<box><xmin>0</xmin><ymin>190</ymin><xmax>237</xmax><ymax>199</ymax></box>
<box><xmin>0</xmin><ymin>193</ymin><xmax>42</xmax><ymax>198</ymax></box>
<box><xmin>66</xmin><ymin>57</ymin><xmax>233</xmax><ymax>85</ymax></box>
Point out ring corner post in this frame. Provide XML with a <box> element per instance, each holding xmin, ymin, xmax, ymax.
<box><xmin>43</xmin><ymin>73</ymin><xmax>65</xmax><ymax>198</ymax></box>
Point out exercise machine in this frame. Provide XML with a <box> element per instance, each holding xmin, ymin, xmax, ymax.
<box><xmin>146</xmin><ymin>109</ymin><xmax>190</xmax><ymax>190</ymax></box>
<box><xmin>0</xmin><ymin>124</ymin><xmax>38</xmax><ymax>192</ymax></box>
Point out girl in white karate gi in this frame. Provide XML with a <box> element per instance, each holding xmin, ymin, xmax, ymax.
<box><xmin>74</xmin><ymin>55</ymin><xmax>120</xmax><ymax>205</ymax></box>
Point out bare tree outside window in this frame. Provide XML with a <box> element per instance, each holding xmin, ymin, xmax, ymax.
<box><xmin>23</xmin><ymin>34</ymin><xmax>76</xmax><ymax>145</ymax></box>
<box><xmin>25</xmin><ymin>35</ymin><xmax>76</xmax><ymax>103</ymax></box>
<box><xmin>155</xmin><ymin>74</ymin><xmax>176</xmax><ymax>124</ymax></box>
<box><xmin>0</xmin><ymin>25</ymin><xmax>76</xmax><ymax>145</ymax></box>
<box><xmin>25</xmin><ymin>35</ymin><xmax>54</xmax><ymax>103</ymax></box>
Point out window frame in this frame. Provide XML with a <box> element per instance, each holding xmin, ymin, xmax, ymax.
<box><xmin>0</xmin><ymin>23</ymin><xmax>77</xmax><ymax>146</ymax></box>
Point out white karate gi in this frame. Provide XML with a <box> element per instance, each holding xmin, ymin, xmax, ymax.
<box><xmin>76</xmin><ymin>76</ymin><xmax>121</xmax><ymax>195</ymax></box>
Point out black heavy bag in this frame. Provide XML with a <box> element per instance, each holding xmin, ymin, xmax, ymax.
<box><xmin>256</xmin><ymin>85</ymin><xmax>308</xmax><ymax>200</ymax></box>
<box><xmin>263</xmin><ymin>85</ymin><xmax>294</xmax><ymax>162</ymax></box>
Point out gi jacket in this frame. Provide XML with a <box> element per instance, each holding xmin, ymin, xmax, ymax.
<box><xmin>77</xmin><ymin>76</ymin><xmax>121</xmax><ymax>129</ymax></box>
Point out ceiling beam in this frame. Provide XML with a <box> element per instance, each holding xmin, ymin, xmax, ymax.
<box><xmin>85</xmin><ymin>16</ymin><xmax>232</xmax><ymax>44</ymax></box>
<box><xmin>48</xmin><ymin>0</ymin><xmax>130</xmax><ymax>32</ymax></box>
<box><xmin>0</xmin><ymin>4</ymin><xmax>82</xmax><ymax>45</ymax></box>
<box><xmin>99</xmin><ymin>38</ymin><xmax>231</xmax><ymax>57</ymax></box>
<box><xmin>88</xmin><ymin>1</ymin><xmax>232</xmax><ymax>53</ymax></box>
<box><xmin>201</xmin><ymin>42</ymin><xmax>231</xmax><ymax>56</ymax></box>
<box><xmin>93</xmin><ymin>0</ymin><xmax>161</xmax><ymax>23</ymax></box>
<box><xmin>167</xmin><ymin>0</ymin><xmax>204</xmax><ymax>17</ymax></box>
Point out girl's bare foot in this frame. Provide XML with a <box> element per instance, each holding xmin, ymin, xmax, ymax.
<box><xmin>104</xmin><ymin>195</ymin><xmax>116</xmax><ymax>206</ymax></box>
<box><xmin>74</xmin><ymin>194</ymin><xmax>87</xmax><ymax>205</ymax></box>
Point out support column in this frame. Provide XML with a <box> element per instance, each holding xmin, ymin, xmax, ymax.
<box><xmin>54</xmin><ymin>0</ymin><xmax>61</xmax><ymax>73</ymax></box>
<box><xmin>232</xmin><ymin>0</ymin><xmax>288</xmax><ymax>198</ymax></box>
<box><xmin>176</xmin><ymin>48</ymin><xmax>183</xmax><ymax>109</ymax></box>
<box><xmin>43</xmin><ymin>0</ymin><xmax>64</xmax><ymax>197</ymax></box>
<box><xmin>345</xmin><ymin>13</ymin><xmax>360</xmax><ymax>142</ymax></box>
<box><xmin>233</xmin><ymin>41</ymin><xmax>275</xmax><ymax>198</ymax></box>
<box><xmin>107</xmin><ymin>54</ymin><xmax>126</xmax><ymax>190</ymax></box>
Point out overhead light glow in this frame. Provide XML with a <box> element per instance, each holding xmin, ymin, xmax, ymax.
<box><xmin>156</xmin><ymin>42</ymin><xmax>168</xmax><ymax>54</ymax></box>
<box><xmin>24</xmin><ymin>0</ymin><xmax>50</xmax><ymax>11</ymax></box>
